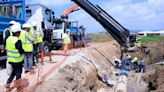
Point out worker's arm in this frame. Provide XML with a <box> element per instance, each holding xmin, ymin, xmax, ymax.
<box><xmin>25</xmin><ymin>32</ymin><xmax>34</xmax><ymax>42</ymax></box>
<box><xmin>30</xmin><ymin>29</ymin><xmax>37</xmax><ymax>38</ymax></box>
<box><xmin>3</xmin><ymin>29</ymin><xmax>10</xmax><ymax>46</ymax></box>
<box><xmin>39</xmin><ymin>28</ymin><xmax>44</xmax><ymax>38</ymax></box>
<box><xmin>33</xmin><ymin>31</ymin><xmax>37</xmax><ymax>38</ymax></box>
<box><xmin>15</xmin><ymin>40</ymin><xmax>25</xmax><ymax>54</ymax></box>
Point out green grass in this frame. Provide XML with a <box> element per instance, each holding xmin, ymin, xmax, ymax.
<box><xmin>89</xmin><ymin>33</ymin><xmax>112</xmax><ymax>42</ymax></box>
<box><xmin>141</xmin><ymin>35</ymin><xmax>164</xmax><ymax>43</ymax></box>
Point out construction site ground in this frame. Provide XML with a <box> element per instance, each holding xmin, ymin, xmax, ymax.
<box><xmin>0</xmin><ymin>40</ymin><xmax>164</xmax><ymax>92</ymax></box>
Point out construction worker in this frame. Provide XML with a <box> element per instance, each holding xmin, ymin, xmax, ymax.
<box><xmin>136</xmin><ymin>35</ymin><xmax>141</xmax><ymax>42</ymax></box>
<box><xmin>136</xmin><ymin>40</ymin><xmax>142</xmax><ymax>48</ymax></box>
<box><xmin>136</xmin><ymin>36</ymin><xmax>142</xmax><ymax>48</ymax></box>
<box><xmin>2</xmin><ymin>21</ymin><xmax>17</xmax><ymax>74</ymax></box>
<box><xmin>120</xmin><ymin>55</ymin><xmax>133</xmax><ymax>76</ymax></box>
<box><xmin>20</xmin><ymin>23</ymin><xmax>34</xmax><ymax>73</ymax></box>
<box><xmin>62</xmin><ymin>31</ymin><xmax>71</xmax><ymax>56</ymax></box>
<box><xmin>132</xmin><ymin>57</ymin><xmax>138</xmax><ymax>70</ymax></box>
<box><xmin>114</xmin><ymin>57</ymin><xmax>121</xmax><ymax>68</ymax></box>
<box><xmin>125</xmin><ymin>54</ymin><xmax>131</xmax><ymax>60</ymax></box>
<box><xmin>138</xmin><ymin>59</ymin><xmax>145</xmax><ymax>73</ymax></box>
<box><xmin>5</xmin><ymin>24</ymin><xmax>25</xmax><ymax>91</ymax></box>
<box><xmin>31</xmin><ymin>21</ymin><xmax>44</xmax><ymax>65</ymax></box>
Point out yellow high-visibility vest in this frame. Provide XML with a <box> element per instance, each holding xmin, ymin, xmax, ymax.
<box><xmin>136</xmin><ymin>41</ymin><xmax>141</xmax><ymax>48</ymax></box>
<box><xmin>34</xmin><ymin>30</ymin><xmax>43</xmax><ymax>44</ymax></box>
<box><xmin>19</xmin><ymin>30</ymin><xmax>33</xmax><ymax>52</ymax></box>
<box><xmin>62</xmin><ymin>33</ymin><xmax>70</xmax><ymax>44</ymax></box>
<box><xmin>6</xmin><ymin>36</ymin><xmax>24</xmax><ymax>63</ymax></box>
<box><xmin>132</xmin><ymin>57</ymin><xmax>138</xmax><ymax>63</ymax></box>
<box><xmin>29</xmin><ymin>29</ymin><xmax>34</xmax><ymax>37</ymax></box>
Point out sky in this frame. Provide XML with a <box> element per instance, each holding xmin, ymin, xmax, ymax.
<box><xmin>26</xmin><ymin>0</ymin><xmax>164</xmax><ymax>33</ymax></box>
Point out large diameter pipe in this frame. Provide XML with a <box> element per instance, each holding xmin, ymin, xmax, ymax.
<box><xmin>115</xmin><ymin>75</ymin><xmax>128</xmax><ymax>92</ymax></box>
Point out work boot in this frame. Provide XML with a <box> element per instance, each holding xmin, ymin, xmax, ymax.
<box><xmin>4</xmin><ymin>83</ymin><xmax>10</xmax><ymax>89</ymax></box>
<box><xmin>4</xmin><ymin>83</ymin><xmax>14</xmax><ymax>91</ymax></box>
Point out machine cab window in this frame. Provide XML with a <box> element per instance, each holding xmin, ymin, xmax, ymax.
<box><xmin>45</xmin><ymin>9</ymin><xmax>51</xmax><ymax>22</ymax></box>
<box><xmin>26</xmin><ymin>9</ymin><xmax>32</xmax><ymax>17</ymax></box>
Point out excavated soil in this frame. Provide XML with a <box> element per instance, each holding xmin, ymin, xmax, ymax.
<box><xmin>143</xmin><ymin>65</ymin><xmax>164</xmax><ymax>92</ymax></box>
<box><xmin>35</xmin><ymin>41</ymin><xmax>121</xmax><ymax>92</ymax></box>
<box><xmin>141</xmin><ymin>41</ymin><xmax>164</xmax><ymax>92</ymax></box>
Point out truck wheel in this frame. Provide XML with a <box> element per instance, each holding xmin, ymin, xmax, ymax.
<box><xmin>43</xmin><ymin>42</ymin><xmax>49</xmax><ymax>52</ymax></box>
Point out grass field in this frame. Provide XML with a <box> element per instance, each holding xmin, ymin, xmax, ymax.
<box><xmin>88</xmin><ymin>33</ymin><xmax>164</xmax><ymax>43</ymax></box>
<box><xmin>141</xmin><ymin>35</ymin><xmax>164</xmax><ymax>43</ymax></box>
<box><xmin>89</xmin><ymin>33</ymin><xmax>112</xmax><ymax>42</ymax></box>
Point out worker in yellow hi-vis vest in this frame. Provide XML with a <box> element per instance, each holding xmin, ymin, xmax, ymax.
<box><xmin>20</xmin><ymin>23</ymin><xmax>34</xmax><ymax>73</ymax></box>
<box><xmin>62</xmin><ymin>31</ymin><xmax>71</xmax><ymax>56</ymax></box>
<box><xmin>31</xmin><ymin>21</ymin><xmax>44</xmax><ymax>65</ymax></box>
<box><xmin>5</xmin><ymin>24</ymin><xmax>25</xmax><ymax>91</ymax></box>
<box><xmin>2</xmin><ymin>21</ymin><xmax>17</xmax><ymax>76</ymax></box>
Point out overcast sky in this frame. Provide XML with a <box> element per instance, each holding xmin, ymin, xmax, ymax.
<box><xmin>26</xmin><ymin>0</ymin><xmax>164</xmax><ymax>33</ymax></box>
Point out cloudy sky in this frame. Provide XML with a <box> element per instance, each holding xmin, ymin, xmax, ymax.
<box><xmin>26</xmin><ymin>0</ymin><xmax>164</xmax><ymax>32</ymax></box>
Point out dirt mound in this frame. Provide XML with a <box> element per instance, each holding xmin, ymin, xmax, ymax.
<box><xmin>145</xmin><ymin>41</ymin><xmax>164</xmax><ymax>65</ymax></box>
<box><xmin>143</xmin><ymin>65</ymin><xmax>164</xmax><ymax>92</ymax></box>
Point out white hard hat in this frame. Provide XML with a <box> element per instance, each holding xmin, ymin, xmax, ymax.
<box><xmin>9</xmin><ymin>21</ymin><xmax>17</xmax><ymax>25</ymax></box>
<box><xmin>22</xmin><ymin>23</ymin><xmax>31</xmax><ymax>28</ymax></box>
<box><xmin>11</xmin><ymin>24</ymin><xmax>21</xmax><ymax>33</ymax></box>
<box><xmin>15</xmin><ymin>22</ymin><xmax>21</xmax><ymax>27</ymax></box>
<box><xmin>31</xmin><ymin>21</ymin><xmax>37</xmax><ymax>26</ymax></box>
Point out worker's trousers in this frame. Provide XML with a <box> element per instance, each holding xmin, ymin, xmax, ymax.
<box><xmin>33</xmin><ymin>42</ymin><xmax>43</xmax><ymax>66</ymax></box>
<box><xmin>7</xmin><ymin>64</ymin><xmax>23</xmax><ymax>84</ymax></box>
<box><xmin>24</xmin><ymin>52</ymin><xmax>33</xmax><ymax>72</ymax></box>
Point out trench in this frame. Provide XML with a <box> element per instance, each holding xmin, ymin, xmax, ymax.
<box><xmin>34</xmin><ymin>40</ymin><xmax>164</xmax><ymax>92</ymax></box>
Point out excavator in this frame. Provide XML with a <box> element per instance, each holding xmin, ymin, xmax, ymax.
<box><xmin>61</xmin><ymin>5</ymin><xmax>79</xmax><ymax>19</ymax></box>
<box><xmin>70</xmin><ymin>0</ymin><xmax>130</xmax><ymax>51</ymax></box>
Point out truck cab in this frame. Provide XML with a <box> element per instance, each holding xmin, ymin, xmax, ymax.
<box><xmin>53</xmin><ymin>19</ymin><xmax>72</xmax><ymax>49</ymax></box>
<box><xmin>53</xmin><ymin>19</ymin><xmax>85</xmax><ymax>49</ymax></box>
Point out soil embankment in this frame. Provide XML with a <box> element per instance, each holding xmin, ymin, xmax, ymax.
<box><xmin>35</xmin><ymin>41</ymin><xmax>121</xmax><ymax>92</ymax></box>
<box><xmin>142</xmin><ymin>41</ymin><xmax>164</xmax><ymax>92</ymax></box>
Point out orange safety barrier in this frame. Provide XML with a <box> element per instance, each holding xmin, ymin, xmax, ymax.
<box><xmin>38</xmin><ymin>51</ymin><xmax>52</xmax><ymax>65</ymax></box>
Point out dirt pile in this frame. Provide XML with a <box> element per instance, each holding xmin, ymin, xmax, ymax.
<box><xmin>142</xmin><ymin>40</ymin><xmax>164</xmax><ymax>92</ymax></box>
<box><xmin>143</xmin><ymin>65</ymin><xmax>164</xmax><ymax>92</ymax></box>
<box><xmin>35</xmin><ymin>41</ymin><xmax>121</xmax><ymax>92</ymax></box>
<box><xmin>145</xmin><ymin>40</ymin><xmax>164</xmax><ymax>65</ymax></box>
